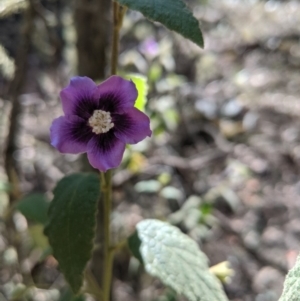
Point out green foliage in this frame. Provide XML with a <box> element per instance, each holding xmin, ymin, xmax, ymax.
<box><xmin>126</xmin><ymin>74</ymin><xmax>148</xmax><ymax>112</ymax></box>
<box><xmin>44</xmin><ymin>173</ymin><xmax>100</xmax><ymax>294</ymax></box>
<box><xmin>0</xmin><ymin>0</ymin><xmax>27</xmax><ymax>18</ymax></box>
<box><xmin>279</xmin><ymin>254</ymin><xmax>300</xmax><ymax>301</ymax></box>
<box><xmin>128</xmin><ymin>219</ymin><xmax>228</xmax><ymax>301</ymax></box>
<box><xmin>154</xmin><ymin>289</ymin><xmax>177</xmax><ymax>301</ymax></box>
<box><xmin>58</xmin><ymin>288</ymin><xmax>86</xmax><ymax>301</ymax></box>
<box><xmin>28</xmin><ymin>225</ymin><xmax>49</xmax><ymax>250</ymax></box>
<box><xmin>16</xmin><ymin>193</ymin><xmax>49</xmax><ymax>225</ymax></box>
<box><xmin>116</xmin><ymin>0</ymin><xmax>204</xmax><ymax>47</ymax></box>
<box><xmin>127</xmin><ymin>231</ymin><xmax>143</xmax><ymax>263</ymax></box>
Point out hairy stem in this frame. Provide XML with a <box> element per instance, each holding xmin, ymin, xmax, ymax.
<box><xmin>101</xmin><ymin>3</ymin><xmax>125</xmax><ymax>300</ymax></box>
<box><xmin>102</xmin><ymin>170</ymin><xmax>113</xmax><ymax>301</ymax></box>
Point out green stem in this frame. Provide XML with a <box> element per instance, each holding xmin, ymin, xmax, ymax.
<box><xmin>101</xmin><ymin>170</ymin><xmax>113</xmax><ymax>301</ymax></box>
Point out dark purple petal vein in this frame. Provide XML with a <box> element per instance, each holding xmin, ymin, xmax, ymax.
<box><xmin>113</xmin><ymin>108</ymin><xmax>152</xmax><ymax>144</ymax></box>
<box><xmin>50</xmin><ymin>115</ymin><xmax>94</xmax><ymax>154</ymax></box>
<box><xmin>86</xmin><ymin>132</ymin><xmax>126</xmax><ymax>171</ymax></box>
<box><xmin>94</xmin><ymin>76</ymin><xmax>138</xmax><ymax>114</ymax></box>
<box><xmin>60</xmin><ymin>76</ymin><xmax>98</xmax><ymax>118</ymax></box>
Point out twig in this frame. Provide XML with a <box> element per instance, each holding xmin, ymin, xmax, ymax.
<box><xmin>214</xmin><ymin>210</ymin><xmax>288</xmax><ymax>274</ymax></box>
<box><xmin>150</xmin><ymin>149</ymin><xmax>225</xmax><ymax>170</ymax></box>
<box><xmin>112</xmin><ymin>149</ymin><xmax>226</xmax><ymax>186</ymax></box>
<box><xmin>4</xmin><ymin>0</ymin><xmax>35</xmax><ymax>203</ymax></box>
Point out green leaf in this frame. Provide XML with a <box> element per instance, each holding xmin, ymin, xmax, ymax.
<box><xmin>125</xmin><ymin>74</ymin><xmax>148</xmax><ymax>112</ymax></box>
<box><xmin>28</xmin><ymin>225</ymin><xmax>49</xmax><ymax>250</ymax></box>
<box><xmin>279</xmin><ymin>253</ymin><xmax>300</xmax><ymax>301</ymax></box>
<box><xmin>153</xmin><ymin>289</ymin><xmax>177</xmax><ymax>301</ymax></box>
<box><xmin>116</xmin><ymin>0</ymin><xmax>204</xmax><ymax>47</ymax></box>
<box><xmin>16</xmin><ymin>193</ymin><xmax>49</xmax><ymax>225</ymax></box>
<box><xmin>58</xmin><ymin>288</ymin><xmax>86</xmax><ymax>301</ymax></box>
<box><xmin>128</xmin><ymin>219</ymin><xmax>228</xmax><ymax>301</ymax></box>
<box><xmin>127</xmin><ymin>231</ymin><xmax>143</xmax><ymax>264</ymax></box>
<box><xmin>44</xmin><ymin>173</ymin><xmax>100</xmax><ymax>294</ymax></box>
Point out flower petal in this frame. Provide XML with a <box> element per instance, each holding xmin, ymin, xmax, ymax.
<box><xmin>50</xmin><ymin>115</ymin><xmax>94</xmax><ymax>154</ymax></box>
<box><xmin>113</xmin><ymin>108</ymin><xmax>152</xmax><ymax>144</ymax></box>
<box><xmin>60</xmin><ymin>77</ymin><xmax>98</xmax><ymax>119</ymax></box>
<box><xmin>87</xmin><ymin>132</ymin><xmax>126</xmax><ymax>171</ymax></box>
<box><xmin>94</xmin><ymin>76</ymin><xmax>138</xmax><ymax>114</ymax></box>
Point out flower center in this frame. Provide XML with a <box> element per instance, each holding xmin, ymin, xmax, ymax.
<box><xmin>88</xmin><ymin>110</ymin><xmax>114</xmax><ymax>134</ymax></box>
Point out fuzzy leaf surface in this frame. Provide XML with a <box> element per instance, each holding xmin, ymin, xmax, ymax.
<box><xmin>130</xmin><ymin>219</ymin><xmax>228</xmax><ymax>301</ymax></box>
<box><xmin>116</xmin><ymin>0</ymin><xmax>204</xmax><ymax>47</ymax></box>
<box><xmin>44</xmin><ymin>173</ymin><xmax>100</xmax><ymax>294</ymax></box>
<box><xmin>279</xmin><ymin>254</ymin><xmax>300</xmax><ymax>301</ymax></box>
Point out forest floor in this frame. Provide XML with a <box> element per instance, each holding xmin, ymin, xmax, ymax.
<box><xmin>1</xmin><ymin>0</ymin><xmax>300</xmax><ymax>301</ymax></box>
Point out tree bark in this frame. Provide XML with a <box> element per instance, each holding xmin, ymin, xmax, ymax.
<box><xmin>74</xmin><ymin>0</ymin><xmax>111</xmax><ymax>80</ymax></box>
<box><xmin>74</xmin><ymin>1</ymin><xmax>114</xmax><ymax>294</ymax></box>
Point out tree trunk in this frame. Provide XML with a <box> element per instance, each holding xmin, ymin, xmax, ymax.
<box><xmin>74</xmin><ymin>3</ymin><xmax>113</xmax><ymax>293</ymax></box>
<box><xmin>74</xmin><ymin>0</ymin><xmax>111</xmax><ymax>171</ymax></box>
<box><xmin>74</xmin><ymin>0</ymin><xmax>111</xmax><ymax>80</ymax></box>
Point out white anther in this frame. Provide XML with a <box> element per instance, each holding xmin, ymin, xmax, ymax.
<box><xmin>88</xmin><ymin>110</ymin><xmax>114</xmax><ymax>134</ymax></box>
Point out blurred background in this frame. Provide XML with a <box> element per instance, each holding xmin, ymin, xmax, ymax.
<box><xmin>1</xmin><ymin>0</ymin><xmax>300</xmax><ymax>300</ymax></box>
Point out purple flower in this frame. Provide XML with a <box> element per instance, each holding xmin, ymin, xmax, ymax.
<box><xmin>50</xmin><ymin>76</ymin><xmax>152</xmax><ymax>171</ymax></box>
